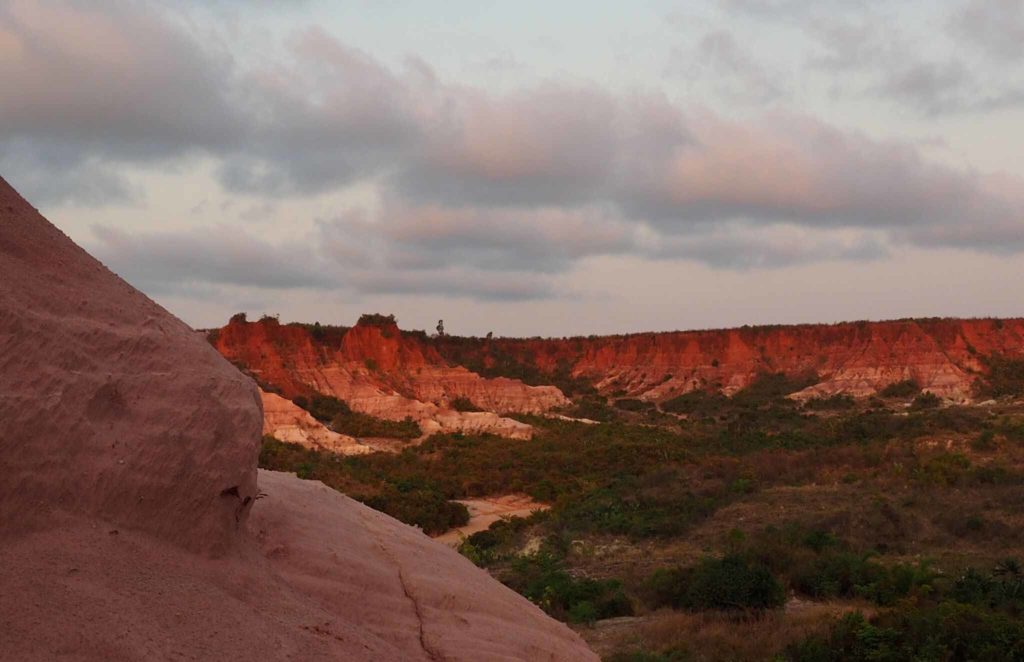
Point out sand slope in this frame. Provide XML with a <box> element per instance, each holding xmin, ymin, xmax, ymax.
<box><xmin>0</xmin><ymin>176</ymin><xmax>596</xmax><ymax>661</ymax></box>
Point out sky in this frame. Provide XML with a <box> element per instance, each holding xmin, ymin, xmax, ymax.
<box><xmin>2</xmin><ymin>0</ymin><xmax>1023</xmax><ymax>337</ymax></box>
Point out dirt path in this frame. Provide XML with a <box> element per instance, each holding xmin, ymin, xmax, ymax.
<box><xmin>434</xmin><ymin>495</ymin><xmax>549</xmax><ymax>546</ymax></box>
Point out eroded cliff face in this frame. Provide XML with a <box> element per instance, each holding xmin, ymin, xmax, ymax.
<box><xmin>218</xmin><ymin>317</ymin><xmax>1024</xmax><ymax>428</ymax></box>
<box><xmin>214</xmin><ymin>317</ymin><xmax>567</xmax><ymax>439</ymax></box>
<box><xmin>260</xmin><ymin>390</ymin><xmax>372</xmax><ymax>455</ymax></box>
<box><xmin>438</xmin><ymin>319</ymin><xmax>1024</xmax><ymax>402</ymax></box>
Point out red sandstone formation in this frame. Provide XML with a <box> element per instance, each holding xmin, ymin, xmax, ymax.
<box><xmin>260</xmin><ymin>389</ymin><xmax>373</xmax><ymax>455</ymax></box>
<box><xmin>219</xmin><ymin>315</ymin><xmax>1024</xmax><ymax>422</ymax></box>
<box><xmin>435</xmin><ymin>319</ymin><xmax>1024</xmax><ymax>403</ymax></box>
<box><xmin>0</xmin><ymin>177</ymin><xmax>597</xmax><ymax>661</ymax></box>
<box><xmin>214</xmin><ymin>316</ymin><xmax>567</xmax><ymax>438</ymax></box>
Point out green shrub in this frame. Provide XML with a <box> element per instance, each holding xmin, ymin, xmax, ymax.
<box><xmin>880</xmin><ymin>379</ymin><xmax>920</xmax><ymax>398</ymax></box>
<box><xmin>330</xmin><ymin>410</ymin><xmax>421</xmax><ymax>439</ymax></box>
<box><xmin>615</xmin><ymin>398</ymin><xmax>655</xmax><ymax>412</ymax></box>
<box><xmin>501</xmin><ymin>552</ymin><xmax>633</xmax><ymax>623</ymax></box>
<box><xmin>661</xmin><ymin>390</ymin><xmax>729</xmax><ymax>417</ymax></box>
<box><xmin>458</xmin><ymin>516</ymin><xmax>532</xmax><ymax>566</ymax></box>
<box><xmin>787</xmin><ymin>604</ymin><xmax>1024</xmax><ymax>662</ymax></box>
<box><xmin>360</xmin><ymin>487</ymin><xmax>469</xmax><ymax>535</ymax></box>
<box><xmin>567</xmin><ymin>395</ymin><xmax>618</xmax><ymax>422</ymax></box>
<box><xmin>911</xmin><ymin>391</ymin><xmax>941</xmax><ymax>410</ymax></box>
<box><xmin>978</xmin><ymin>355</ymin><xmax>1024</xmax><ymax>398</ymax></box>
<box><xmin>295</xmin><ymin>393</ymin><xmax>351</xmax><ymax>423</ymax></box>
<box><xmin>804</xmin><ymin>394</ymin><xmax>856</xmax><ymax>411</ymax></box>
<box><xmin>356</xmin><ymin>313</ymin><xmax>397</xmax><ymax>327</ymax></box>
<box><xmin>450</xmin><ymin>397</ymin><xmax>482</xmax><ymax>412</ymax></box>
<box><xmin>914</xmin><ymin>452</ymin><xmax>971</xmax><ymax>487</ymax></box>
<box><xmin>972</xmin><ymin>429</ymin><xmax>997</xmax><ymax>452</ymax></box>
<box><xmin>648</xmin><ymin>555</ymin><xmax>785</xmax><ymax>611</ymax></box>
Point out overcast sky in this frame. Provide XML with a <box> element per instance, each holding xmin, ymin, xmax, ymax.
<box><xmin>3</xmin><ymin>0</ymin><xmax>1023</xmax><ymax>336</ymax></box>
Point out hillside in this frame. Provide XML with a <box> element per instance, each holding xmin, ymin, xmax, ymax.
<box><xmin>213</xmin><ymin>315</ymin><xmax>1024</xmax><ymax>438</ymax></box>
<box><xmin>434</xmin><ymin>318</ymin><xmax>1024</xmax><ymax>402</ymax></box>
<box><xmin>222</xmin><ymin>312</ymin><xmax>1024</xmax><ymax>660</ymax></box>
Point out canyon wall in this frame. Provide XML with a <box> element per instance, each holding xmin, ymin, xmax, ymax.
<box><xmin>218</xmin><ymin>316</ymin><xmax>1024</xmax><ymax>416</ymax></box>
<box><xmin>438</xmin><ymin>318</ymin><xmax>1024</xmax><ymax>402</ymax></box>
<box><xmin>213</xmin><ymin>316</ymin><xmax>566</xmax><ymax>439</ymax></box>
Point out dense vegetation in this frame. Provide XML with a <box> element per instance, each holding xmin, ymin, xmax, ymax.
<box><xmin>257</xmin><ymin>370</ymin><xmax>1024</xmax><ymax>660</ymax></box>
<box><xmin>980</xmin><ymin>355</ymin><xmax>1024</xmax><ymax>399</ymax></box>
<box><xmin>292</xmin><ymin>393</ymin><xmax>421</xmax><ymax>439</ymax></box>
<box><xmin>430</xmin><ymin>336</ymin><xmax>598</xmax><ymax>396</ymax></box>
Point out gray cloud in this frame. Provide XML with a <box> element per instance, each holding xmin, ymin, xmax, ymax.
<box><xmin>803</xmin><ymin>6</ymin><xmax>1024</xmax><ymax>116</ymax></box>
<box><xmin>318</xmin><ymin>202</ymin><xmax>638</xmax><ymax>274</ymax></box>
<box><xmin>91</xmin><ymin>224</ymin><xmax>334</xmax><ymax>291</ymax></box>
<box><xmin>4</xmin><ymin>0</ymin><xmax>1024</xmax><ymax>298</ymax></box>
<box><xmin>394</xmin><ymin>83</ymin><xmax>622</xmax><ymax>207</ymax></box>
<box><xmin>350</xmin><ymin>269</ymin><xmax>557</xmax><ymax>302</ymax></box>
<box><xmin>950</xmin><ymin>0</ymin><xmax>1024</xmax><ymax>62</ymax></box>
<box><xmin>650</xmin><ymin>224</ymin><xmax>889</xmax><ymax>269</ymax></box>
<box><xmin>0</xmin><ymin>138</ymin><xmax>139</xmax><ymax>207</ymax></box>
<box><xmin>0</xmin><ymin>1</ymin><xmax>243</xmax><ymax>158</ymax></box>
<box><xmin>720</xmin><ymin>0</ymin><xmax>874</xmax><ymax>21</ymax></box>
<box><xmin>668</xmin><ymin>29</ymin><xmax>788</xmax><ymax>105</ymax></box>
<box><xmin>870</xmin><ymin>60</ymin><xmax>973</xmax><ymax>116</ymax></box>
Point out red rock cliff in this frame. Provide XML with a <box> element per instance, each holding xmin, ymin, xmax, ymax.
<box><xmin>213</xmin><ymin>316</ymin><xmax>569</xmax><ymax>438</ymax></box>
<box><xmin>437</xmin><ymin>318</ymin><xmax>1024</xmax><ymax>402</ymax></box>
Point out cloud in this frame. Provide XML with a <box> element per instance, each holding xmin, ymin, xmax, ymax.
<box><xmin>649</xmin><ymin>224</ymin><xmax>888</xmax><ymax>269</ymax></box>
<box><xmin>667</xmin><ymin>30</ymin><xmax>787</xmax><ymax>105</ymax></box>
<box><xmin>719</xmin><ymin>0</ymin><xmax>874</xmax><ymax>21</ymax></box>
<box><xmin>395</xmin><ymin>83</ymin><xmax>623</xmax><ymax>207</ymax></box>
<box><xmin>91</xmin><ymin>224</ymin><xmax>334</xmax><ymax>292</ymax></box>
<box><xmin>349</xmin><ymin>269</ymin><xmax>557</xmax><ymax>301</ymax></box>
<box><xmin>318</xmin><ymin>201</ymin><xmax>638</xmax><ymax>274</ymax></box>
<box><xmin>0</xmin><ymin>1</ymin><xmax>242</xmax><ymax>157</ymax></box>
<box><xmin>4</xmin><ymin>0</ymin><xmax>1024</xmax><ymax>296</ymax></box>
<box><xmin>0</xmin><ymin>0</ymin><xmax>243</xmax><ymax>204</ymax></box>
<box><xmin>216</xmin><ymin>27</ymin><xmax>424</xmax><ymax>195</ymax></box>
<box><xmin>950</xmin><ymin>0</ymin><xmax>1024</xmax><ymax>62</ymax></box>
<box><xmin>802</xmin><ymin>6</ymin><xmax>1024</xmax><ymax>116</ymax></box>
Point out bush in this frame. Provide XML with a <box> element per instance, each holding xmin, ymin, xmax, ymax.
<box><xmin>661</xmin><ymin>390</ymin><xmax>730</xmax><ymax>418</ymax></box>
<box><xmin>450</xmin><ymin>397</ymin><xmax>482</xmax><ymax>412</ymax></box>
<box><xmin>880</xmin><ymin>379</ymin><xmax>920</xmax><ymax>398</ymax></box>
<box><xmin>501</xmin><ymin>553</ymin><xmax>633</xmax><ymax>624</ymax></box>
<box><xmin>356</xmin><ymin>313</ymin><xmax>397</xmax><ymax>327</ymax></box>
<box><xmin>787</xmin><ymin>604</ymin><xmax>1024</xmax><ymax>662</ymax></box>
<box><xmin>568</xmin><ymin>395</ymin><xmax>618</xmax><ymax>422</ymax></box>
<box><xmin>615</xmin><ymin>398</ymin><xmax>655</xmax><ymax>412</ymax></box>
<box><xmin>804</xmin><ymin>394</ymin><xmax>856</xmax><ymax>411</ymax></box>
<box><xmin>914</xmin><ymin>452</ymin><xmax>971</xmax><ymax>487</ymax></box>
<box><xmin>458</xmin><ymin>516</ymin><xmax>532</xmax><ymax>566</ymax></box>
<box><xmin>648</xmin><ymin>555</ymin><xmax>785</xmax><ymax>612</ymax></box>
<box><xmin>911</xmin><ymin>391</ymin><xmax>941</xmax><ymax>410</ymax></box>
<box><xmin>330</xmin><ymin>410</ymin><xmax>421</xmax><ymax>439</ymax></box>
<box><xmin>360</xmin><ymin>487</ymin><xmax>469</xmax><ymax>535</ymax></box>
<box><xmin>978</xmin><ymin>355</ymin><xmax>1024</xmax><ymax>398</ymax></box>
<box><xmin>296</xmin><ymin>393</ymin><xmax>351</xmax><ymax>423</ymax></box>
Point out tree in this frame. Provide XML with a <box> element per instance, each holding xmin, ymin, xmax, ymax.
<box><xmin>436</xmin><ymin>319</ymin><xmax>445</xmax><ymax>336</ymax></box>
